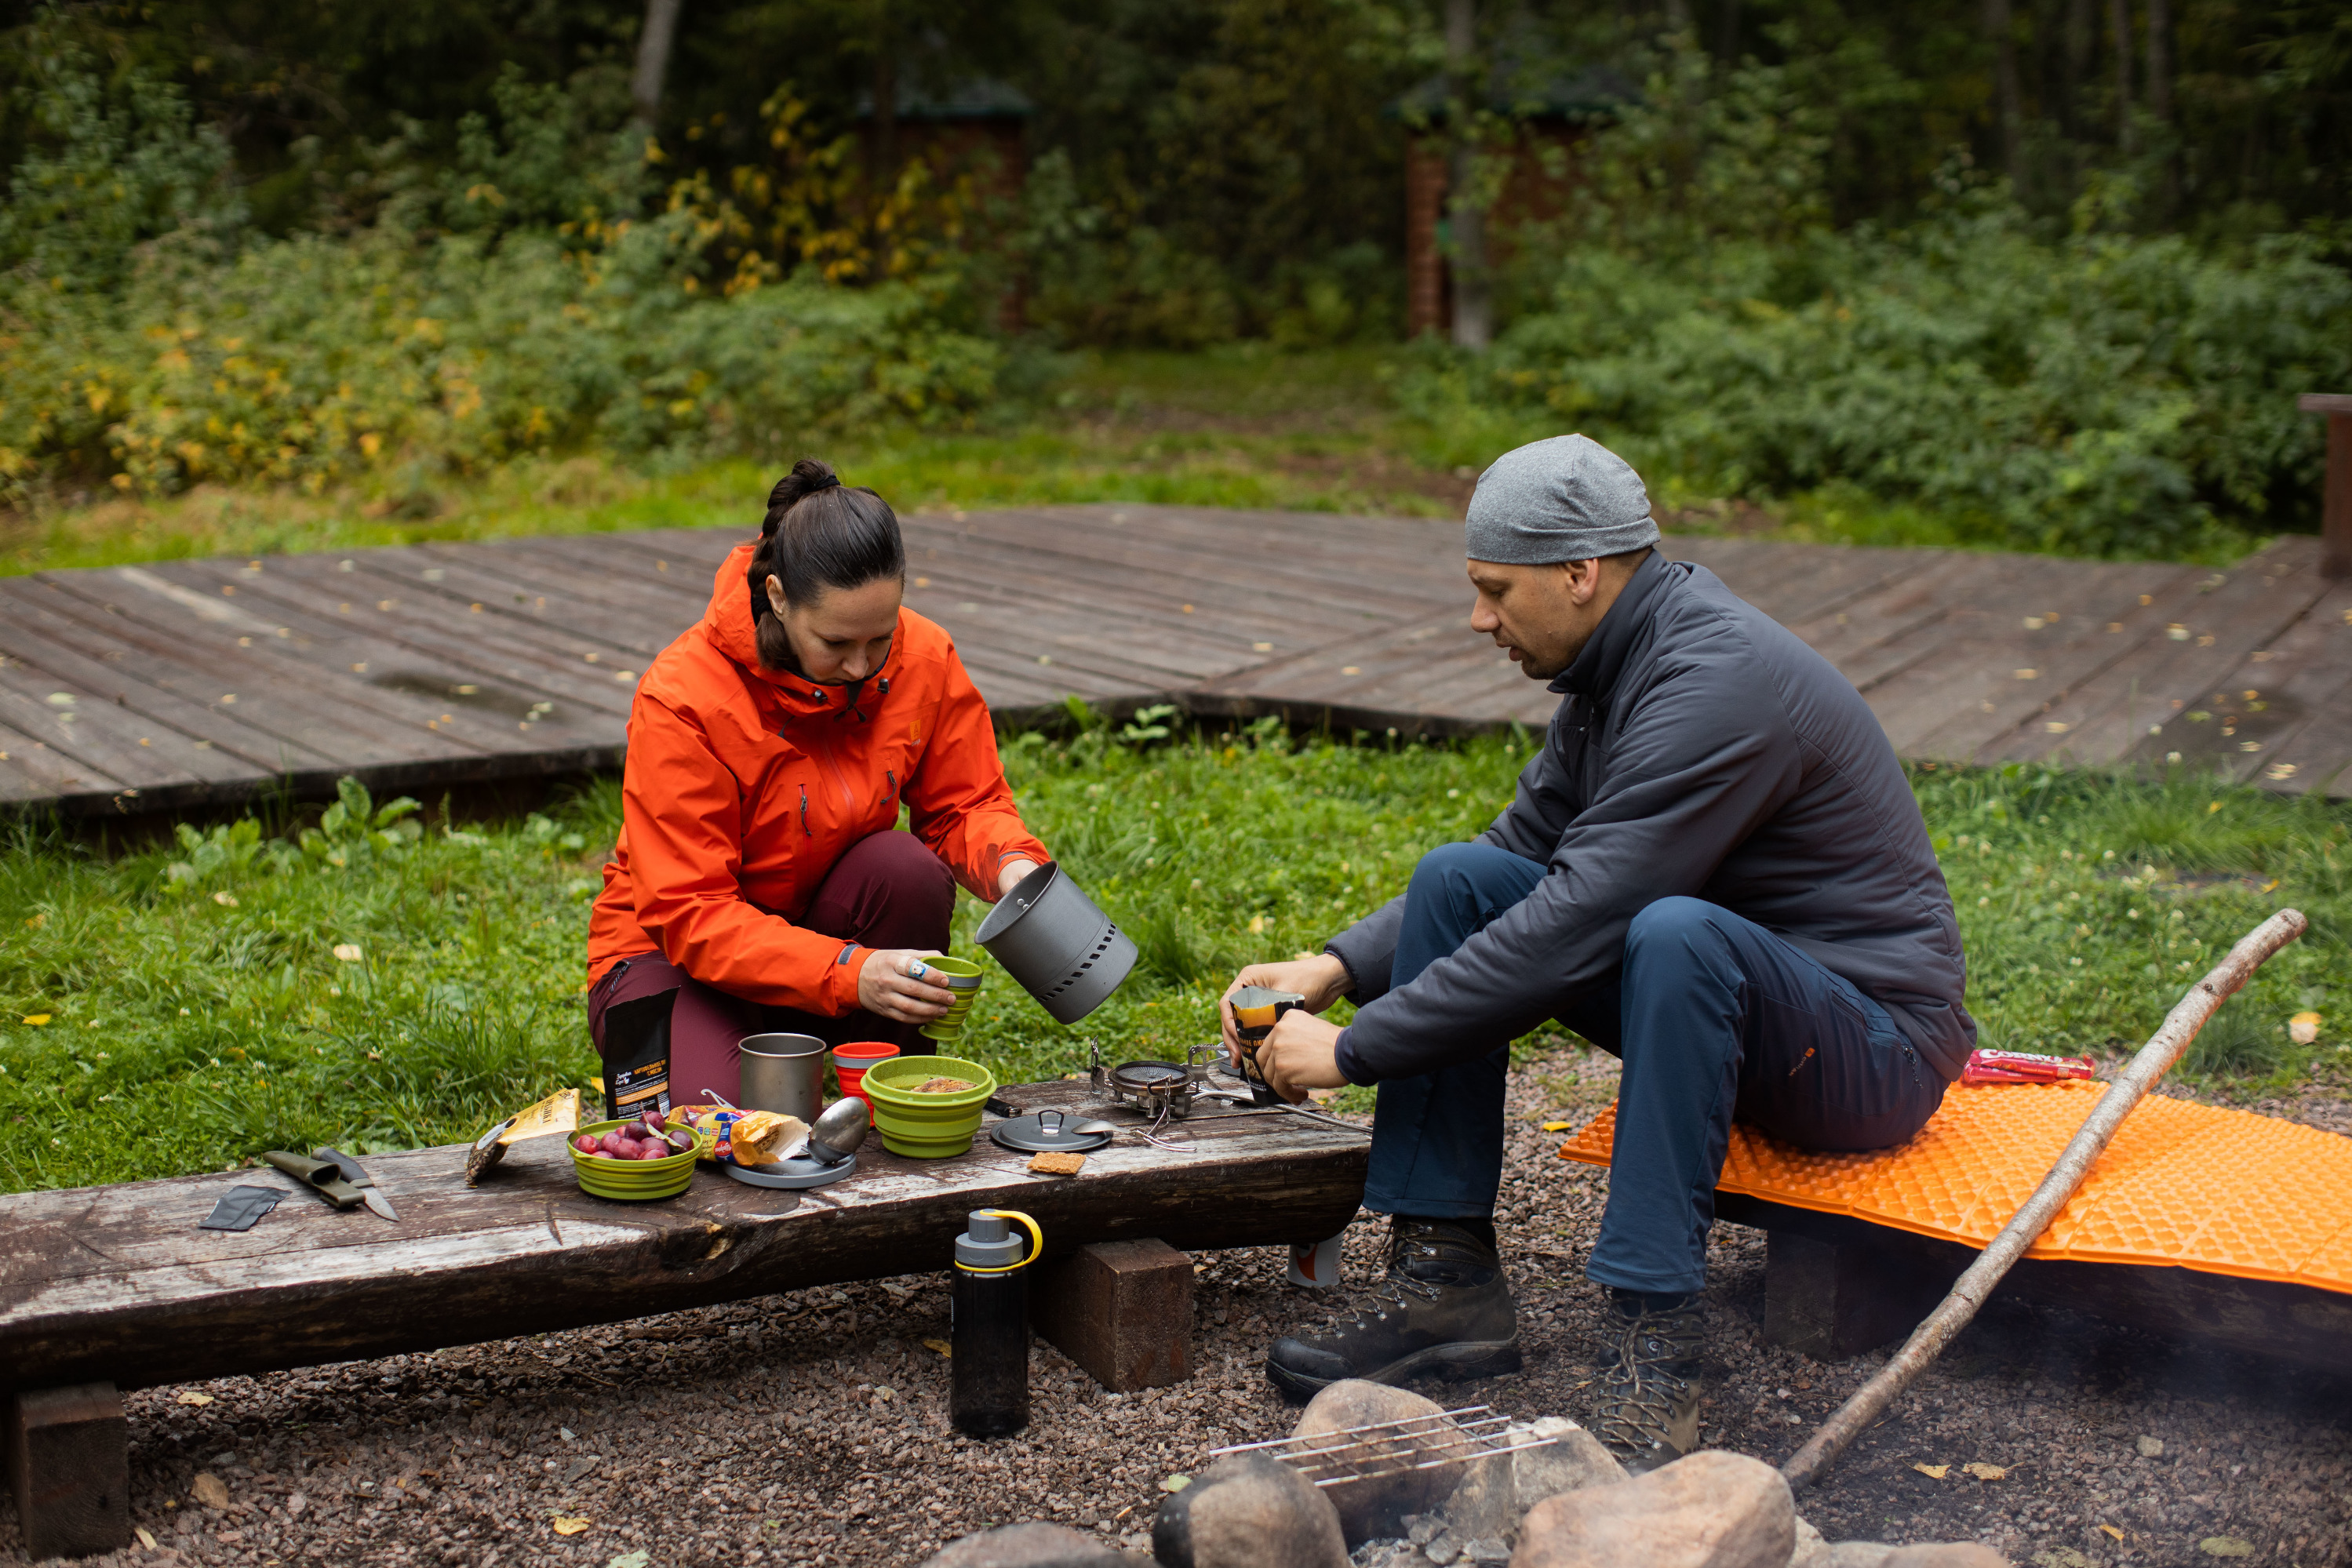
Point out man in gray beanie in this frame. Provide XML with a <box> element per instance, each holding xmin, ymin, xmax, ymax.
<box><xmin>1220</xmin><ymin>434</ymin><xmax>1973</xmax><ymax>1472</ymax></box>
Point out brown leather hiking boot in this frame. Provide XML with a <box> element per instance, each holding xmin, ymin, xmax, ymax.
<box><xmin>1589</xmin><ymin>1287</ymin><xmax>1706</xmax><ymax>1473</ymax></box>
<box><xmin>1265</xmin><ymin>1218</ymin><xmax>1522</xmax><ymax>1403</ymax></box>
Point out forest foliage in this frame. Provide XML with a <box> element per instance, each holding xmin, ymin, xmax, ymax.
<box><xmin>1</xmin><ymin>0</ymin><xmax>2348</xmax><ymax>555</ymax></box>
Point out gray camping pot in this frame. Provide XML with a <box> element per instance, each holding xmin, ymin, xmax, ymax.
<box><xmin>974</xmin><ymin>860</ymin><xmax>1138</xmax><ymax>1024</ymax></box>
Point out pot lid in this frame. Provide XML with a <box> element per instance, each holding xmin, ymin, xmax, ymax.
<box><xmin>989</xmin><ymin>1110</ymin><xmax>1115</xmax><ymax>1153</ymax></box>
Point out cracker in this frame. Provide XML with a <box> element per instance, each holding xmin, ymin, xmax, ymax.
<box><xmin>1027</xmin><ymin>1150</ymin><xmax>1087</xmax><ymax>1176</ymax></box>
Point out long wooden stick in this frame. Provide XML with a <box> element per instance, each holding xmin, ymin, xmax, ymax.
<box><xmin>1781</xmin><ymin>906</ymin><xmax>2309</xmax><ymax>1491</ymax></box>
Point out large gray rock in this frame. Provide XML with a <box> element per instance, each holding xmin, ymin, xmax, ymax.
<box><xmin>1787</xmin><ymin>1516</ymin><xmax>1832</xmax><ymax>1568</ymax></box>
<box><xmin>1443</xmin><ymin>1417</ymin><xmax>1626</xmax><ymax>1544</ymax></box>
<box><xmin>1152</xmin><ymin>1453</ymin><xmax>1350</xmax><ymax>1568</ymax></box>
<box><xmin>1294</xmin><ymin>1380</ymin><xmax>1465</xmax><ymax>1544</ymax></box>
<box><xmin>919</xmin><ymin>1522</ymin><xmax>1127</xmax><ymax>1567</ymax></box>
<box><xmin>1826</xmin><ymin>1546</ymin><xmax>2007</xmax><ymax>1568</ymax></box>
<box><xmin>1511</xmin><ymin>1450</ymin><xmax>1795</xmax><ymax>1568</ymax></box>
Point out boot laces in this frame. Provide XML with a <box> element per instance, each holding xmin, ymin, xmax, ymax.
<box><xmin>1594</xmin><ymin>1299</ymin><xmax>1702</xmax><ymax>1453</ymax></box>
<box><xmin>1317</xmin><ymin>1231</ymin><xmax>1452</xmax><ymax>1332</ymax></box>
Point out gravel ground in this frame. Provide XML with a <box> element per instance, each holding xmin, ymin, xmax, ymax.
<box><xmin>4</xmin><ymin>1047</ymin><xmax>2347</xmax><ymax>1568</ymax></box>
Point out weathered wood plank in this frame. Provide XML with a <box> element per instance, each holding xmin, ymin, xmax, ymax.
<box><xmin>0</xmin><ymin>1080</ymin><xmax>1366</xmax><ymax>1396</ymax></box>
<box><xmin>2002</xmin><ymin>540</ymin><xmax>2332</xmax><ymax>768</ymax></box>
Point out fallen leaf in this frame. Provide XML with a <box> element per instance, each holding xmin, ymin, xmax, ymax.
<box><xmin>22</xmin><ymin>1013</ymin><xmax>51</xmax><ymax>1026</ymax></box>
<box><xmin>212</xmin><ymin>890</ymin><xmax>238</xmax><ymax>907</ymax></box>
<box><xmin>333</xmin><ymin>944</ymin><xmax>365</xmax><ymax>962</ymax></box>
<box><xmin>175</xmin><ymin>1390</ymin><xmax>214</xmax><ymax>1406</ymax></box>
<box><xmin>924</xmin><ymin>1337</ymin><xmax>952</xmax><ymax>1357</ymax></box>
<box><xmin>1912</xmin><ymin>1464</ymin><xmax>1949</xmax><ymax>1479</ymax></box>
<box><xmin>191</xmin><ymin>1473</ymin><xmax>229</xmax><ymax>1508</ymax></box>
<box><xmin>1541</xmin><ymin>1121</ymin><xmax>1572</xmax><ymax>1132</ymax></box>
<box><xmin>2030</xmin><ymin>1550</ymin><xmax>2091</xmax><ymax>1568</ymax></box>
<box><xmin>1963</xmin><ymin>1461</ymin><xmax>2007</xmax><ymax>1480</ymax></box>
<box><xmin>2100</xmin><ymin>1525</ymin><xmax>2124</xmax><ymax>1541</ymax></box>
<box><xmin>1160</xmin><ymin>1475</ymin><xmax>1191</xmax><ymax>1493</ymax></box>
<box><xmin>2198</xmin><ymin>1539</ymin><xmax>2255</xmax><ymax>1558</ymax></box>
<box><xmin>2289</xmin><ymin>1010</ymin><xmax>2321</xmax><ymax>1044</ymax></box>
<box><xmin>24</xmin><ymin>912</ymin><xmax>45</xmax><ymax>929</ymax></box>
<box><xmin>872</xmin><ymin>1385</ymin><xmax>896</xmax><ymax>1402</ymax></box>
<box><xmin>606</xmin><ymin>1552</ymin><xmax>651</xmax><ymax>1568</ymax></box>
<box><xmin>552</xmin><ymin>1516</ymin><xmax>592</xmax><ymax>1536</ymax></box>
<box><xmin>136</xmin><ymin>1527</ymin><xmax>157</xmax><ymax>1549</ymax></box>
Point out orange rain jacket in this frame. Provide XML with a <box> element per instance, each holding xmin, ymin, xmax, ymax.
<box><xmin>587</xmin><ymin>544</ymin><xmax>1048</xmax><ymax>1013</ymax></box>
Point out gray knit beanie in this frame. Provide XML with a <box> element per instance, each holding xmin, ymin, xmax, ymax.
<box><xmin>1464</xmin><ymin>435</ymin><xmax>1659</xmax><ymax>564</ymax></box>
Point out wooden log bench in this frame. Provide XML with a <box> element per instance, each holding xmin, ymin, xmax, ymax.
<box><xmin>1716</xmin><ymin>1192</ymin><xmax>2352</xmax><ymax>1370</ymax></box>
<box><xmin>0</xmin><ymin>1079</ymin><xmax>1368</xmax><ymax>1559</ymax></box>
<box><xmin>1561</xmin><ymin>1086</ymin><xmax>2352</xmax><ymax>1377</ymax></box>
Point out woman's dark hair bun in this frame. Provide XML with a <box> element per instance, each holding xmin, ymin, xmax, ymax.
<box><xmin>746</xmin><ymin>459</ymin><xmax>905</xmax><ymax>664</ymax></box>
<box><xmin>760</xmin><ymin>459</ymin><xmax>843</xmax><ymax>534</ymax></box>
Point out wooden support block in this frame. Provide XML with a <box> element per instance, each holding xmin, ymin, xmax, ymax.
<box><xmin>5</xmin><ymin>1383</ymin><xmax>130</xmax><ymax>1560</ymax></box>
<box><xmin>1031</xmin><ymin>1238</ymin><xmax>1195</xmax><ymax>1392</ymax></box>
<box><xmin>1762</xmin><ymin>1231</ymin><xmax>1958</xmax><ymax>1362</ymax></box>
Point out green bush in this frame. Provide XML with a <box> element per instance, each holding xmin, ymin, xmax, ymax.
<box><xmin>1407</xmin><ymin>45</ymin><xmax>2352</xmax><ymax>558</ymax></box>
<box><xmin>2</xmin><ymin>224</ymin><xmax>1002</xmax><ymax>500</ymax></box>
<box><xmin>0</xmin><ymin>53</ymin><xmax>1003</xmax><ymax>504</ymax></box>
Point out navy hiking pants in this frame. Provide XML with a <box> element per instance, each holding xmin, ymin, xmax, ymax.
<box><xmin>1362</xmin><ymin>842</ymin><xmax>1947</xmax><ymax>1295</ymax></box>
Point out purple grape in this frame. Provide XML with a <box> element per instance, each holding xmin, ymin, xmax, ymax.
<box><xmin>599</xmin><ymin>1130</ymin><xmax>629</xmax><ymax>1157</ymax></box>
<box><xmin>635</xmin><ymin>1142</ymin><xmax>669</xmax><ymax>1161</ymax></box>
<box><xmin>573</xmin><ymin>1134</ymin><xmax>599</xmax><ymax>1155</ymax></box>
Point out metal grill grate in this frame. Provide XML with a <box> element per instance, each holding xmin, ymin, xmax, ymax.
<box><xmin>1206</xmin><ymin>1406</ymin><xmax>1556</xmax><ymax>1489</ymax></box>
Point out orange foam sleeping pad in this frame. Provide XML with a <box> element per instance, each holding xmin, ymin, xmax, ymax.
<box><xmin>1557</xmin><ymin>1080</ymin><xmax>2352</xmax><ymax>1293</ymax></box>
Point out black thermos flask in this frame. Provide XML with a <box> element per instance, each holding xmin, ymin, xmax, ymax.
<box><xmin>951</xmin><ymin>1208</ymin><xmax>1037</xmax><ymax>1438</ymax></box>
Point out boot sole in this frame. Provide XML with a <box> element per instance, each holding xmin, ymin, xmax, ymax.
<box><xmin>1267</xmin><ymin>1337</ymin><xmax>1524</xmax><ymax>1403</ymax></box>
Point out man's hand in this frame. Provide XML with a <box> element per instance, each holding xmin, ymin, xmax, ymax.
<box><xmin>858</xmin><ymin>948</ymin><xmax>957</xmax><ymax>1023</ymax></box>
<box><xmin>1218</xmin><ymin>952</ymin><xmax>1349</xmax><ymax>1057</ymax></box>
<box><xmin>1259</xmin><ymin>1010</ymin><xmax>1348</xmax><ymax>1103</ymax></box>
<box><xmin>996</xmin><ymin>859</ymin><xmax>1042</xmax><ymax>900</ymax></box>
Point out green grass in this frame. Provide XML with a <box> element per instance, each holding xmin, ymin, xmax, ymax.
<box><xmin>5</xmin><ymin>344</ymin><xmax>2260</xmax><ymax>580</ymax></box>
<box><xmin>2</xmin><ymin>723</ymin><xmax>2346</xmax><ymax>1195</ymax></box>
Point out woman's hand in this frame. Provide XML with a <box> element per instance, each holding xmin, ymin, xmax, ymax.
<box><xmin>997</xmin><ymin>859</ymin><xmax>1041</xmax><ymax>899</ymax></box>
<box><xmin>859</xmin><ymin>949</ymin><xmax>958</xmax><ymax>1023</ymax></box>
<box><xmin>1217</xmin><ymin>952</ymin><xmax>1350</xmax><ymax>1059</ymax></box>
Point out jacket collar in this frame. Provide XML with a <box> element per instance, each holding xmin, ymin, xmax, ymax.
<box><xmin>703</xmin><ymin>543</ymin><xmax>898</xmax><ymax>719</ymax></box>
<box><xmin>1551</xmin><ymin>549</ymin><xmax>1671</xmax><ymax>703</ymax></box>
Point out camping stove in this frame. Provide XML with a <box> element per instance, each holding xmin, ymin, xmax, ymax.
<box><xmin>1090</xmin><ymin>1040</ymin><xmax>1224</xmax><ymax>1119</ymax></box>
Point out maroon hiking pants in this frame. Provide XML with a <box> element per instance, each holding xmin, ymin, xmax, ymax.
<box><xmin>587</xmin><ymin>830</ymin><xmax>956</xmax><ymax>1106</ymax></box>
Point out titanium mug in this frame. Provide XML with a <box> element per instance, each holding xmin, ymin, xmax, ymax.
<box><xmin>1229</xmin><ymin>985</ymin><xmax>1305</xmax><ymax>1108</ymax></box>
<box><xmin>737</xmin><ymin>1032</ymin><xmax>828</xmax><ymax>1122</ymax></box>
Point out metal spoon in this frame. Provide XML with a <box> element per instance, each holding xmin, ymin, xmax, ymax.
<box><xmin>803</xmin><ymin>1096</ymin><xmax>872</xmax><ymax>1168</ymax></box>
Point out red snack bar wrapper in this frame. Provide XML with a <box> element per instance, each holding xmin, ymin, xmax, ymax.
<box><xmin>1963</xmin><ymin>1048</ymin><xmax>2095</xmax><ymax>1086</ymax></box>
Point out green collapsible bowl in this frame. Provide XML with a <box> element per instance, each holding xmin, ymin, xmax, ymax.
<box><xmin>862</xmin><ymin>1055</ymin><xmax>996</xmax><ymax>1158</ymax></box>
<box><xmin>570</xmin><ymin>1117</ymin><xmax>712</xmax><ymax>1201</ymax></box>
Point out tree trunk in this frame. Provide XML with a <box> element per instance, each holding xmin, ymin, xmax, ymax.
<box><xmin>629</xmin><ymin>0</ymin><xmax>684</xmax><ymax>128</ymax></box>
<box><xmin>1445</xmin><ymin>0</ymin><xmax>1492</xmax><ymax>351</ymax></box>
<box><xmin>2061</xmin><ymin>0</ymin><xmax>2094</xmax><ymax>141</ymax></box>
<box><xmin>1662</xmin><ymin>0</ymin><xmax>1692</xmax><ymax>32</ymax></box>
<box><xmin>2107</xmin><ymin>0</ymin><xmax>2135</xmax><ymax>153</ymax></box>
<box><xmin>2142</xmin><ymin>0</ymin><xmax>2172</xmax><ymax>122</ymax></box>
<box><xmin>1985</xmin><ymin>0</ymin><xmax>2023</xmax><ymax>177</ymax></box>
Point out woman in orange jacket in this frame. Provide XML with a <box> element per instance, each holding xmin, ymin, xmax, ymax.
<box><xmin>585</xmin><ymin>459</ymin><xmax>1050</xmax><ymax>1110</ymax></box>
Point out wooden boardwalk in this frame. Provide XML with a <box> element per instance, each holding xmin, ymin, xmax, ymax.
<box><xmin>2</xmin><ymin>505</ymin><xmax>2347</xmax><ymax>818</ymax></box>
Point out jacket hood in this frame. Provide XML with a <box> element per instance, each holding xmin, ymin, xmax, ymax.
<box><xmin>704</xmin><ymin>542</ymin><xmax>899</xmax><ymax>711</ymax></box>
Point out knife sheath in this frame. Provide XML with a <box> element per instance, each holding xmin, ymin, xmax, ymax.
<box><xmin>261</xmin><ymin>1150</ymin><xmax>366</xmax><ymax>1210</ymax></box>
